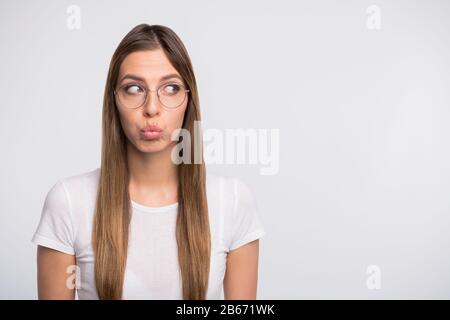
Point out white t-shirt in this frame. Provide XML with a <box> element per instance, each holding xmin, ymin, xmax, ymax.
<box><xmin>31</xmin><ymin>168</ymin><xmax>265</xmax><ymax>299</ymax></box>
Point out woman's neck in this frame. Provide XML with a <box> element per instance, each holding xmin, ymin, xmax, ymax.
<box><xmin>127</xmin><ymin>142</ymin><xmax>179</xmax><ymax>206</ymax></box>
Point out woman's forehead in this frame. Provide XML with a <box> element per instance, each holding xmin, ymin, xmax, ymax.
<box><xmin>119</xmin><ymin>50</ymin><xmax>181</xmax><ymax>83</ymax></box>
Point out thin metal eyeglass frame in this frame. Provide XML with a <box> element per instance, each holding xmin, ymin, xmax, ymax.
<box><xmin>114</xmin><ymin>83</ymin><xmax>190</xmax><ymax>109</ymax></box>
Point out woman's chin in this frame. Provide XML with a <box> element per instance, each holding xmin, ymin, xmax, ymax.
<box><xmin>137</xmin><ymin>140</ymin><xmax>169</xmax><ymax>153</ymax></box>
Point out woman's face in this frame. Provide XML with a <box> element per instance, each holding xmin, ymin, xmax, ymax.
<box><xmin>116</xmin><ymin>49</ymin><xmax>188</xmax><ymax>154</ymax></box>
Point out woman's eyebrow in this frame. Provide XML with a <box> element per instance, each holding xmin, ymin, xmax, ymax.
<box><xmin>119</xmin><ymin>73</ymin><xmax>183</xmax><ymax>83</ymax></box>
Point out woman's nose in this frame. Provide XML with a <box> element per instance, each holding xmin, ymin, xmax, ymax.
<box><xmin>142</xmin><ymin>90</ymin><xmax>161</xmax><ymax>116</ymax></box>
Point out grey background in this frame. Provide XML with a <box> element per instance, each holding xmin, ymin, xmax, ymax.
<box><xmin>1</xmin><ymin>0</ymin><xmax>449</xmax><ymax>299</ymax></box>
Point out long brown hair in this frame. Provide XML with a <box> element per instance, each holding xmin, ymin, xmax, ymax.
<box><xmin>92</xmin><ymin>24</ymin><xmax>211</xmax><ymax>300</ymax></box>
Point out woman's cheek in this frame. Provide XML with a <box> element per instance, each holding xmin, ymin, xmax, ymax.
<box><xmin>176</xmin><ymin>107</ymin><xmax>188</xmax><ymax>129</ymax></box>
<box><xmin>119</xmin><ymin>114</ymin><xmax>136</xmax><ymax>141</ymax></box>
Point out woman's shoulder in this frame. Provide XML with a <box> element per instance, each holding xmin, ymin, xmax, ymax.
<box><xmin>59</xmin><ymin>167</ymin><xmax>100</xmax><ymax>188</ymax></box>
<box><xmin>205</xmin><ymin>171</ymin><xmax>265</xmax><ymax>251</ymax></box>
<box><xmin>32</xmin><ymin>168</ymin><xmax>101</xmax><ymax>254</ymax></box>
<box><xmin>57</xmin><ymin>167</ymin><xmax>100</xmax><ymax>197</ymax></box>
<box><xmin>206</xmin><ymin>171</ymin><xmax>253</xmax><ymax>198</ymax></box>
<box><xmin>205</xmin><ymin>171</ymin><xmax>257</xmax><ymax>216</ymax></box>
<box><xmin>54</xmin><ymin>167</ymin><xmax>101</xmax><ymax>216</ymax></box>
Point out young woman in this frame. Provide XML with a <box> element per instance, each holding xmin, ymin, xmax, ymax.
<box><xmin>32</xmin><ymin>24</ymin><xmax>265</xmax><ymax>300</ymax></box>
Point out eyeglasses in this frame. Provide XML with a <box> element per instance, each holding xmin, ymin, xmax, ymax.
<box><xmin>114</xmin><ymin>82</ymin><xmax>190</xmax><ymax>110</ymax></box>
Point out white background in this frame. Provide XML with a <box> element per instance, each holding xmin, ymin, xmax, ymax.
<box><xmin>1</xmin><ymin>0</ymin><xmax>449</xmax><ymax>299</ymax></box>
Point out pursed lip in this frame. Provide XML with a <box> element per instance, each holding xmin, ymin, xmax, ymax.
<box><xmin>141</xmin><ymin>124</ymin><xmax>163</xmax><ymax>132</ymax></box>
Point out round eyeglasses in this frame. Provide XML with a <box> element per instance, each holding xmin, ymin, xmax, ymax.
<box><xmin>114</xmin><ymin>82</ymin><xmax>190</xmax><ymax>110</ymax></box>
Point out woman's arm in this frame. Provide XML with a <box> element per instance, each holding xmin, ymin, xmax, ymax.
<box><xmin>223</xmin><ymin>239</ymin><xmax>260</xmax><ymax>299</ymax></box>
<box><xmin>36</xmin><ymin>245</ymin><xmax>76</xmax><ymax>299</ymax></box>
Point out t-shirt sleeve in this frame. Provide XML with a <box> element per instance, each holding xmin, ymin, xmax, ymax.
<box><xmin>228</xmin><ymin>178</ymin><xmax>266</xmax><ymax>251</ymax></box>
<box><xmin>31</xmin><ymin>179</ymin><xmax>75</xmax><ymax>255</ymax></box>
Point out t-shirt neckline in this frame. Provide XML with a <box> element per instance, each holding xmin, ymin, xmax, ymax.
<box><xmin>131</xmin><ymin>200</ymin><xmax>178</xmax><ymax>213</ymax></box>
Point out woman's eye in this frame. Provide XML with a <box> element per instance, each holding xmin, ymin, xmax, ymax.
<box><xmin>124</xmin><ymin>85</ymin><xmax>143</xmax><ymax>95</ymax></box>
<box><xmin>163</xmin><ymin>84</ymin><xmax>181</xmax><ymax>95</ymax></box>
